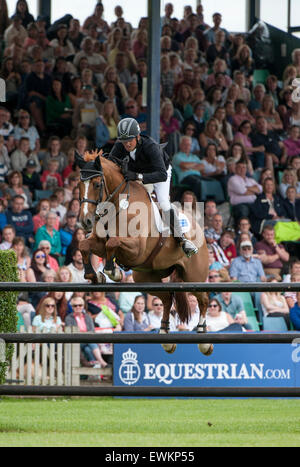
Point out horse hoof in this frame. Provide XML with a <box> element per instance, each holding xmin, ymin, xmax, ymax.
<box><xmin>198</xmin><ymin>343</ymin><xmax>214</xmax><ymax>356</ymax></box>
<box><xmin>97</xmin><ymin>271</ymin><xmax>106</xmax><ymax>284</ymax></box>
<box><xmin>162</xmin><ymin>343</ymin><xmax>177</xmax><ymax>354</ymax></box>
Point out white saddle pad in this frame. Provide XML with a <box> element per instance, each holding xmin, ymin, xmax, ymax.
<box><xmin>151</xmin><ymin>199</ymin><xmax>191</xmax><ymax>235</ymax></box>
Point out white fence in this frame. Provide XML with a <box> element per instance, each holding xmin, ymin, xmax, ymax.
<box><xmin>6</xmin><ymin>327</ymin><xmax>112</xmax><ymax>386</ymax></box>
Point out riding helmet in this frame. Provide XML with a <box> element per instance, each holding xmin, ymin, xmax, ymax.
<box><xmin>117</xmin><ymin>118</ymin><xmax>141</xmax><ymax>141</ymax></box>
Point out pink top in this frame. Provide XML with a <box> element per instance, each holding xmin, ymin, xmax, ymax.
<box><xmin>227</xmin><ymin>174</ymin><xmax>262</xmax><ymax>205</ymax></box>
<box><xmin>160</xmin><ymin>117</ymin><xmax>180</xmax><ymax>136</ymax></box>
<box><xmin>234</xmin><ymin>131</ymin><xmax>253</xmax><ymax>153</ymax></box>
<box><xmin>75</xmin><ymin>314</ymin><xmax>87</xmax><ymax>332</ymax></box>
<box><xmin>283</xmin><ymin>138</ymin><xmax>300</xmax><ymax>157</ymax></box>
<box><xmin>33</xmin><ymin>213</ymin><xmax>60</xmax><ymax>234</ymax></box>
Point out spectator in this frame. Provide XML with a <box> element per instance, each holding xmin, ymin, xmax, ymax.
<box><xmin>206</xmin><ymin>298</ymin><xmax>237</xmax><ymax>332</ymax></box>
<box><xmin>290</xmin><ymin>292</ymin><xmax>300</xmax><ymax>330</ymax></box>
<box><xmin>255</xmin><ymin>225</ymin><xmax>290</xmax><ymax>277</ymax></box>
<box><xmin>232</xmin><ymin>99</ymin><xmax>255</xmax><ymax>132</ymax></box>
<box><xmin>230</xmin><ymin>240</ymin><xmax>266</xmax><ymax>282</ymax></box>
<box><xmin>26</xmin><ymin>248</ymin><xmax>50</xmax><ymax>282</ymax></box>
<box><xmin>65</xmin><ymin>227</ymin><xmax>86</xmax><ymax>266</ymax></box>
<box><xmin>67</xmin><ymin>249</ymin><xmax>88</xmax><ymax>283</ymax></box>
<box><xmin>176</xmin><ymin>293</ymin><xmax>201</xmax><ymax>331</ymax></box>
<box><xmin>6</xmin><ymin>194</ymin><xmax>34</xmax><ymax>246</ymax></box>
<box><xmin>0</xmin><ymin>135</ymin><xmax>11</xmax><ymax>182</ymax></box>
<box><xmin>215</xmin><ymin>291</ymin><xmax>250</xmax><ymax>329</ymax></box>
<box><xmin>204</xmin><ymin>12</ymin><xmax>230</xmax><ymax>46</ymax></box>
<box><xmin>65</xmin><ymin>295</ymin><xmax>109</xmax><ymax>368</ymax></box>
<box><xmin>49</xmin><ymin>24</ymin><xmax>75</xmax><ymax>59</ymax></box>
<box><xmin>34</xmin><ymin>212</ymin><xmax>62</xmax><ymax>256</ymax></box>
<box><xmin>172</xmin><ymin>135</ymin><xmax>203</xmax><ymax>201</ymax></box>
<box><xmin>43</xmin><ymin>135</ymin><xmax>67</xmax><ymax>173</ymax></box>
<box><xmin>181</xmin><ymin>121</ymin><xmax>200</xmax><ymax>156</ymax></box>
<box><xmin>279</xmin><ymin>169</ymin><xmax>300</xmax><ymax>199</ymax></box>
<box><xmin>205</xmin><ymin>213</ymin><xmax>224</xmax><ymax>244</ymax></box>
<box><xmin>199</xmin><ymin>118</ymin><xmax>228</xmax><ymax>153</ymax></box>
<box><xmin>4</xmin><ymin>13</ymin><xmax>27</xmax><ymax>47</ymax></box>
<box><xmin>219</xmin><ymin>230</ymin><xmax>237</xmax><ymax>263</ymax></box>
<box><xmin>12</xmin><ymin>236</ymin><xmax>31</xmax><ymax>282</ymax></box>
<box><xmin>41</xmin><ymin>159</ymin><xmax>63</xmax><ymax>191</ymax></box>
<box><xmin>148</xmin><ymin>297</ymin><xmax>165</xmax><ymax>330</ymax></box>
<box><xmin>22</xmin><ymin>159</ymin><xmax>43</xmax><ymax>196</ymax></box>
<box><xmin>37</xmin><ymin>291</ymin><xmax>69</xmax><ymax>324</ymax></box>
<box><xmin>233</xmin><ymin>120</ymin><xmax>265</xmax><ymax>168</ymax></box>
<box><xmin>200</xmin><ymin>142</ymin><xmax>227</xmax><ymax>179</ymax></box>
<box><xmin>250</xmin><ymin>177</ymin><xmax>288</xmax><ymax>236</ymax></box>
<box><xmin>32</xmin><ymin>296</ymin><xmax>62</xmax><ymax>333</ymax></box>
<box><xmin>60</xmin><ymin>212</ymin><xmax>78</xmax><ymax>256</ymax></box>
<box><xmin>67</xmin><ymin>18</ymin><xmax>85</xmax><ymax>52</ymax></box>
<box><xmin>248</xmin><ymin>84</ymin><xmax>265</xmax><ymax>116</ymax></box>
<box><xmin>38</xmin><ymin>240</ymin><xmax>59</xmax><ymax>272</ymax></box>
<box><xmin>231</xmin><ymin>44</ymin><xmax>255</xmax><ymax>84</ymax></box>
<box><xmin>282</xmin><ymin>125</ymin><xmax>300</xmax><ymax>161</ymax></box>
<box><xmin>11</xmin><ymin>136</ymin><xmax>41</xmax><ymax>173</ymax></box>
<box><xmin>227</xmin><ymin>160</ymin><xmax>262</xmax><ymax>222</ymax></box>
<box><xmin>261</xmin><ymin>276</ymin><xmax>290</xmax><ymax>329</ymax></box>
<box><xmin>74</xmin><ymin>36</ymin><xmax>107</xmax><ymax>81</ymax></box>
<box><xmin>63</xmin><ymin>172</ymin><xmax>80</xmax><ymax>203</ymax></box>
<box><xmin>184</xmin><ymin>101</ymin><xmax>206</xmax><ymax>138</ymax></box>
<box><xmin>24</xmin><ymin>59</ymin><xmax>52</xmax><ymax>135</ymax></box>
<box><xmin>88</xmin><ymin>292</ymin><xmax>122</xmax><ymax>330</ymax></box>
<box><xmin>0</xmin><ymin>106</ymin><xmax>14</xmax><ymax>150</ymax></box>
<box><xmin>0</xmin><ymin>225</ymin><xmax>15</xmax><ymax>250</ymax></box>
<box><xmin>257</xmin><ymin>94</ymin><xmax>283</xmax><ymax>132</ymax></box>
<box><xmin>123</xmin><ymin>295</ymin><xmax>153</xmax><ymax>331</ymax></box>
<box><xmin>117</xmin><ymin>272</ymin><xmax>141</xmax><ymax>315</ymax></box>
<box><xmin>46</xmin><ymin>78</ymin><xmax>73</xmax><ymax>137</ymax></box>
<box><xmin>206</xmin><ymin>29</ymin><xmax>229</xmax><ymax>67</ymax></box>
<box><xmin>284</xmin><ymin>272</ymin><xmax>300</xmax><ymax>310</ymax></box>
<box><xmin>72</xmin><ymin>85</ymin><xmax>103</xmax><ymax>141</ymax></box>
<box><xmin>283</xmin><ymin>186</ymin><xmax>300</xmax><ymax>221</ymax></box>
<box><xmin>235</xmin><ymin>217</ymin><xmax>256</xmax><ymax>247</ymax></box>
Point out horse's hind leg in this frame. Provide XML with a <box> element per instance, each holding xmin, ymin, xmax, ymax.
<box><xmin>195</xmin><ymin>292</ymin><xmax>213</xmax><ymax>356</ymax></box>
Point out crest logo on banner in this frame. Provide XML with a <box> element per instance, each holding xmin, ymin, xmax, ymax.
<box><xmin>118</xmin><ymin>348</ymin><xmax>141</xmax><ymax>386</ymax></box>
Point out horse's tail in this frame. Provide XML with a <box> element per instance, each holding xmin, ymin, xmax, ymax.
<box><xmin>171</xmin><ymin>268</ymin><xmax>191</xmax><ymax>324</ymax></box>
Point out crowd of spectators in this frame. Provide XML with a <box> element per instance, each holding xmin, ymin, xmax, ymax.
<box><xmin>1</xmin><ymin>1</ymin><xmax>300</xmax><ymax>371</ymax></box>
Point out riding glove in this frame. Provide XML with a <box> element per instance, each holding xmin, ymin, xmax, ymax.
<box><xmin>124</xmin><ymin>170</ymin><xmax>138</xmax><ymax>181</ymax></box>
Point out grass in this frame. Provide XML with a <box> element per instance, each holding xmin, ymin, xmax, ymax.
<box><xmin>0</xmin><ymin>398</ymin><xmax>300</xmax><ymax>447</ymax></box>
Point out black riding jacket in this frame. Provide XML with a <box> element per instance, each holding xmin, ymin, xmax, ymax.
<box><xmin>109</xmin><ymin>135</ymin><xmax>169</xmax><ymax>185</ymax></box>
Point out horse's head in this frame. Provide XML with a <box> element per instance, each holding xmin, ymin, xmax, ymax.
<box><xmin>76</xmin><ymin>150</ymin><xmax>104</xmax><ymax>232</ymax></box>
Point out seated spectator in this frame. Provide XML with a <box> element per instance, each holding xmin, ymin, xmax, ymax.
<box><xmin>117</xmin><ymin>272</ymin><xmax>141</xmax><ymax>315</ymax></box>
<box><xmin>207</xmin><ymin>245</ymin><xmax>223</xmax><ymax>272</ymax></box>
<box><xmin>72</xmin><ymin>85</ymin><xmax>103</xmax><ymax>141</ymax></box>
<box><xmin>160</xmin><ymin>100</ymin><xmax>180</xmax><ymax>139</ymax></box>
<box><xmin>283</xmin><ymin>259</ymin><xmax>300</xmax><ymax>283</ymax></box>
<box><xmin>230</xmin><ymin>240</ymin><xmax>266</xmax><ymax>282</ymax></box>
<box><xmin>174</xmin><ymin>83</ymin><xmax>194</xmax><ymax>121</ymax></box>
<box><xmin>227</xmin><ymin>160</ymin><xmax>262</xmax><ymax>222</ymax></box>
<box><xmin>227</xmin><ymin>141</ymin><xmax>254</xmax><ymax>176</ymax></box>
<box><xmin>204</xmin><ymin>58</ymin><xmax>232</xmax><ymax>91</ymax></box>
<box><xmin>250</xmin><ymin>177</ymin><xmax>288</xmax><ymax>236</ymax></box>
<box><xmin>219</xmin><ymin>230</ymin><xmax>237</xmax><ymax>264</ymax></box>
<box><xmin>67</xmin><ymin>249</ymin><xmax>88</xmax><ymax>283</ymax></box>
<box><xmin>49</xmin><ymin>24</ymin><xmax>75</xmax><ymax>59</ymax></box>
<box><xmin>233</xmin><ymin>70</ymin><xmax>251</xmax><ymax>104</ymax></box>
<box><xmin>23</xmin><ymin>21</ymin><xmax>39</xmax><ymax>50</ymax></box>
<box><xmin>205</xmin><ymin>213</ymin><xmax>224</xmax><ymax>244</ymax></box>
<box><xmin>261</xmin><ymin>276</ymin><xmax>290</xmax><ymax>329</ymax></box>
<box><xmin>235</xmin><ymin>217</ymin><xmax>256</xmax><ymax>247</ymax></box>
<box><xmin>181</xmin><ymin>121</ymin><xmax>200</xmax><ymax>156</ymax></box>
<box><xmin>38</xmin><ymin>240</ymin><xmax>59</xmax><ymax>272</ymax></box>
<box><xmin>32</xmin><ymin>296</ymin><xmax>62</xmax><ymax>333</ymax></box>
<box><xmin>147</xmin><ymin>297</ymin><xmax>165</xmax><ymax>330</ymax></box>
<box><xmin>248</xmin><ymin>83</ymin><xmax>265</xmax><ymax>116</ymax></box>
<box><xmin>233</xmin><ymin>120</ymin><xmax>266</xmax><ymax>169</ymax></box>
<box><xmin>14</xmin><ymin>0</ymin><xmax>35</xmax><ymax>29</ymax></box>
<box><xmin>0</xmin><ymin>56</ymin><xmax>22</xmax><ymax>110</ymax></box>
<box><xmin>37</xmin><ymin>291</ymin><xmax>69</xmax><ymax>324</ymax></box>
<box><xmin>231</xmin><ymin>44</ymin><xmax>255</xmax><ymax>85</ymax></box>
<box><xmin>232</xmin><ymin>99</ymin><xmax>255</xmax><ymax>132</ymax></box>
<box><xmin>206</xmin><ymin>29</ymin><xmax>229</xmax><ymax>67</ymax></box>
<box><xmin>65</xmin><ymin>295</ymin><xmax>109</xmax><ymax>369</ymax></box>
<box><xmin>255</xmin><ymin>225</ymin><xmax>289</xmax><ymax>277</ymax></box>
<box><xmin>0</xmin><ymin>225</ymin><xmax>15</xmax><ymax>251</ymax></box>
<box><xmin>27</xmin><ymin>248</ymin><xmax>51</xmax><ymax>282</ymax></box>
<box><xmin>51</xmin><ymin>190</ymin><xmax>67</xmax><ymax>221</ymax></box>
<box><xmin>22</xmin><ymin>160</ymin><xmax>43</xmax><ymax>196</ymax></box>
<box><xmin>279</xmin><ymin>168</ymin><xmax>300</xmax><ymax>199</ymax></box>
<box><xmin>201</xmin><ymin>142</ymin><xmax>227</xmax><ymax>181</ymax></box>
<box><xmin>23</xmin><ymin>59</ymin><xmax>52</xmax><ymax>135</ymax></box>
<box><xmin>6</xmin><ymin>194</ymin><xmax>34</xmax><ymax>247</ymax></box>
<box><xmin>46</xmin><ymin>78</ymin><xmax>73</xmax><ymax>138</ymax></box>
<box><xmin>43</xmin><ymin>135</ymin><xmax>67</xmax><ymax>172</ymax></box>
<box><xmin>64</xmin><ymin>198</ymin><xmax>80</xmax><ymax>223</ymax></box>
<box><xmin>204</xmin><ymin>199</ymin><xmax>218</xmax><ymax>229</ymax></box>
<box><xmin>199</xmin><ymin>118</ymin><xmax>228</xmax><ymax>154</ymax></box>
<box><xmin>184</xmin><ymin>101</ymin><xmax>206</xmax><ymax>139</ymax></box>
<box><xmin>172</xmin><ymin>135</ymin><xmax>204</xmax><ymax>201</ymax></box>
<box><xmin>11</xmin><ymin>136</ymin><xmax>41</xmax><ymax>173</ymax></box>
<box><xmin>251</xmin><ymin>116</ymin><xmax>286</xmax><ymax>170</ymax></box>
<box><xmin>290</xmin><ymin>292</ymin><xmax>300</xmax><ymax>330</ymax></box>
<box><xmin>123</xmin><ymin>295</ymin><xmax>153</xmax><ymax>332</ymax></box>
<box><xmin>176</xmin><ymin>293</ymin><xmax>200</xmax><ymax>331</ymax></box>
<box><xmin>214</xmin><ymin>291</ymin><xmax>250</xmax><ymax>329</ymax></box>
<box><xmin>73</xmin><ymin>36</ymin><xmax>107</xmax><ymax>81</ymax></box>
<box><xmin>34</xmin><ymin>212</ymin><xmax>62</xmax><ymax>256</ymax></box>
<box><xmin>12</xmin><ymin>236</ymin><xmax>31</xmax><ymax>282</ymax></box>
<box><xmin>88</xmin><ymin>292</ymin><xmax>122</xmax><ymax>330</ymax></box>
<box><xmin>41</xmin><ymin>159</ymin><xmax>63</xmax><ymax>191</ymax></box>
<box><xmin>100</xmin><ymin>99</ymin><xmax>120</xmax><ymax>152</ymax></box>
<box><xmin>285</xmin><ymin>271</ymin><xmax>300</xmax><ymax>311</ymax></box>
<box><xmin>60</xmin><ymin>212</ymin><xmax>78</xmax><ymax>257</ymax></box>
<box><xmin>0</xmin><ymin>135</ymin><xmax>11</xmax><ymax>183</ymax></box>
<box><xmin>283</xmin><ymin>186</ymin><xmax>300</xmax><ymax>221</ymax></box>
<box><xmin>206</xmin><ymin>298</ymin><xmax>237</xmax><ymax>332</ymax></box>
<box><xmin>256</xmin><ymin>94</ymin><xmax>283</xmax><ymax>132</ymax></box>
<box><xmin>0</xmin><ymin>106</ymin><xmax>15</xmax><ymax>152</ymax></box>
<box><xmin>282</xmin><ymin>125</ymin><xmax>300</xmax><ymax>162</ymax></box>
<box><xmin>214</xmin><ymin>106</ymin><xmax>233</xmax><ymax>144</ymax></box>
<box><xmin>4</xmin><ymin>13</ymin><xmax>27</xmax><ymax>48</ymax></box>
<box><xmin>205</xmin><ymin>86</ymin><xmax>223</xmax><ymax>120</ymax></box>
<box><xmin>65</xmin><ymin>227</ymin><xmax>86</xmax><ymax>266</ymax></box>
<box><xmin>6</xmin><ymin>170</ymin><xmax>33</xmax><ymax>209</ymax></box>
<box><xmin>63</xmin><ymin>172</ymin><xmax>80</xmax><ymax>204</ymax></box>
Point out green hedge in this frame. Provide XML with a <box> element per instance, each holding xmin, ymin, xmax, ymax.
<box><xmin>0</xmin><ymin>250</ymin><xmax>19</xmax><ymax>384</ymax></box>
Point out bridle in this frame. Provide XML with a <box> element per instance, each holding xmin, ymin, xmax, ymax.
<box><xmin>80</xmin><ymin>168</ymin><xmax>130</xmax><ymax>219</ymax></box>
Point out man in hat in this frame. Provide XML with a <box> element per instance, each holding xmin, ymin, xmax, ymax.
<box><xmin>229</xmin><ymin>240</ymin><xmax>266</xmax><ymax>282</ymax></box>
<box><xmin>22</xmin><ymin>159</ymin><xmax>42</xmax><ymax>196</ymax></box>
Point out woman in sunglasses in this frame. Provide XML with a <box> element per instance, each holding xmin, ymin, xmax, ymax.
<box><xmin>206</xmin><ymin>298</ymin><xmax>235</xmax><ymax>332</ymax></box>
<box><xmin>32</xmin><ymin>297</ymin><xmax>62</xmax><ymax>333</ymax></box>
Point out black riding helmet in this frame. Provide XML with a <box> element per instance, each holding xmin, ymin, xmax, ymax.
<box><xmin>117</xmin><ymin>118</ymin><xmax>141</xmax><ymax>141</ymax></box>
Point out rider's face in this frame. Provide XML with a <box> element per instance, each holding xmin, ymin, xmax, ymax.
<box><xmin>121</xmin><ymin>138</ymin><xmax>138</xmax><ymax>152</ymax></box>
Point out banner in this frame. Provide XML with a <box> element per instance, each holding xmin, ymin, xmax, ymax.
<box><xmin>114</xmin><ymin>341</ymin><xmax>300</xmax><ymax>388</ymax></box>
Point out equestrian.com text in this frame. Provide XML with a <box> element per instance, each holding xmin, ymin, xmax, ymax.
<box><xmin>104</xmin><ymin>450</ymin><xmax>196</xmax><ymax>464</ymax></box>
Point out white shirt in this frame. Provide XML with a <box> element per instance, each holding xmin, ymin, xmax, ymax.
<box><xmin>67</xmin><ymin>263</ymin><xmax>88</xmax><ymax>283</ymax></box>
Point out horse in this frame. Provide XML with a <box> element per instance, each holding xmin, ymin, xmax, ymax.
<box><xmin>76</xmin><ymin>150</ymin><xmax>213</xmax><ymax>356</ymax></box>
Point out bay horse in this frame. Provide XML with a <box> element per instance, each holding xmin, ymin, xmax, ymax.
<box><xmin>76</xmin><ymin>150</ymin><xmax>213</xmax><ymax>356</ymax></box>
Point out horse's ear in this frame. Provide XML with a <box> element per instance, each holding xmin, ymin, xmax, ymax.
<box><xmin>74</xmin><ymin>150</ymin><xmax>86</xmax><ymax>169</ymax></box>
<box><xmin>94</xmin><ymin>155</ymin><xmax>102</xmax><ymax>172</ymax></box>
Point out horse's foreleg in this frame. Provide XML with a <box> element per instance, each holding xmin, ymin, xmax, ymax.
<box><xmin>79</xmin><ymin>236</ymin><xmax>106</xmax><ymax>284</ymax></box>
<box><xmin>158</xmin><ymin>294</ymin><xmax>176</xmax><ymax>354</ymax></box>
<box><xmin>196</xmin><ymin>292</ymin><xmax>213</xmax><ymax>356</ymax></box>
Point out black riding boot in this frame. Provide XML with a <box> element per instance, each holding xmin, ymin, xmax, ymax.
<box><xmin>163</xmin><ymin>207</ymin><xmax>198</xmax><ymax>258</ymax></box>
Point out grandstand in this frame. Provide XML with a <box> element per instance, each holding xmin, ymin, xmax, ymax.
<box><xmin>0</xmin><ymin>0</ymin><xmax>300</xmax><ymax>376</ymax></box>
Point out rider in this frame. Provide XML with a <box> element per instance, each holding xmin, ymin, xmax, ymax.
<box><xmin>107</xmin><ymin>117</ymin><xmax>198</xmax><ymax>258</ymax></box>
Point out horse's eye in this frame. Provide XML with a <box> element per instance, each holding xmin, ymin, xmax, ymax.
<box><xmin>94</xmin><ymin>182</ymin><xmax>101</xmax><ymax>189</ymax></box>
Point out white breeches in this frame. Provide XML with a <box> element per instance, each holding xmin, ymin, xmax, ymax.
<box><xmin>153</xmin><ymin>166</ymin><xmax>172</xmax><ymax>211</ymax></box>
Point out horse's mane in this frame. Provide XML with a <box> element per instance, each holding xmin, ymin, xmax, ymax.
<box><xmin>83</xmin><ymin>149</ymin><xmax>122</xmax><ymax>173</ymax></box>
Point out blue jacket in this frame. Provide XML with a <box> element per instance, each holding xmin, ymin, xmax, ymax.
<box><xmin>6</xmin><ymin>209</ymin><xmax>34</xmax><ymax>241</ymax></box>
<box><xmin>250</xmin><ymin>193</ymin><xmax>287</xmax><ymax>235</ymax></box>
<box><xmin>95</xmin><ymin>117</ymin><xmax>110</xmax><ymax>149</ymax></box>
<box><xmin>290</xmin><ymin>304</ymin><xmax>300</xmax><ymax>331</ymax></box>
<box><xmin>59</xmin><ymin>228</ymin><xmax>74</xmax><ymax>256</ymax></box>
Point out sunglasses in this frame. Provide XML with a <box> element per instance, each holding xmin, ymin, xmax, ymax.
<box><xmin>153</xmin><ymin>303</ymin><xmax>163</xmax><ymax>307</ymax></box>
<box><xmin>209</xmin><ymin>275</ymin><xmax>220</xmax><ymax>279</ymax></box>
<box><xmin>73</xmin><ymin>304</ymin><xmax>84</xmax><ymax>308</ymax></box>
<box><xmin>126</xmin><ymin>105</ymin><xmax>135</xmax><ymax>109</ymax></box>
<box><xmin>36</xmin><ymin>254</ymin><xmax>46</xmax><ymax>259</ymax></box>
<box><xmin>242</xmin><ymin>246</ymin><xmax>252</xmax><ymax>250</ymax></box>
<box><xmin>45</xmin><ymin>304</ymin><xmax>55</xmax><ymax>308</ymax></box>
<box><xmin>208</xmin><ymin>304</ymin><xmax>218</xmax><ymax>308</ymax></box>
